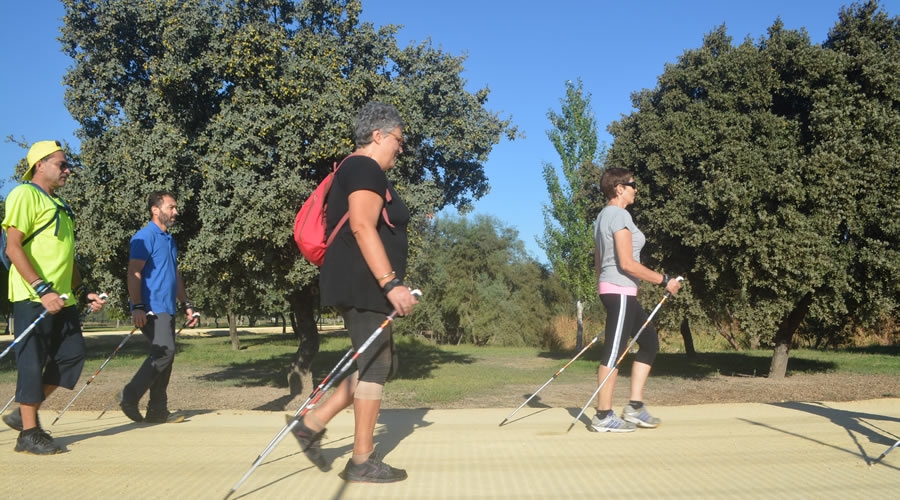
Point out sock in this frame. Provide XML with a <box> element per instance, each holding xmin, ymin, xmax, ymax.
<box><xmin>596</xmin><ymin>409</ymin><xmax>613</xmax><ymax>419</ymax></box>
<box><xmin>351</xmin><ymin>450</ymin><xmax>373</xmax><ymax>465</ymax></box>
<box><xmin>629</xmin><ymin>400</ymin><xmax>644</xmax><ymax>409</ymax></box>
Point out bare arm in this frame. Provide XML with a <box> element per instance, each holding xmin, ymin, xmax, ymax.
<box><xmin>176</xmin><ymin>270</ymin><xmax>199</xmax><ymax>326</ymax></box>
<box><xmin>347</xmin><ymin>189</ymin><xmax>417</xmax><ymax>315</ymax></box>
<box><xmin>127</xmin><ymin>258</ymin><xmax>148</xmax><ymax>327</ymax></box>
<box><xmin>613</xmin><ymin>229</ymin><xmax>681</xmax><ymax>295</ymax></box>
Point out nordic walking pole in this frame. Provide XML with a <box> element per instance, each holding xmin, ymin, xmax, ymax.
<box><xmin>79</xmin><ymin>292</ymin><xmax>109</xmax><ymax>324</ymax></box>
<box><xmin>0</xmin><ymin>294</ymin><xmax>69</xmax><ymax>361</ymax></box>
<box><xmin>0</xmin><ymin>295</ymin><xmax>71</xmax><ymax>414</ymax></box>
<box><xmin>0</xmin><ymin>395</ymin><xmax>14</xmax><ymax>415</ymax></box>
<box><xmin>52</xmin><ymin>326</ymin><xmax>139</xmax><ymax>426</ymax></box>
<box><xmin>94</xmin><ymin>312</ymin><xmax>198</xmax><ymax>420</ymax></box>
<box><xmin>225</xmin><ymin>290</ymin><xmax>422</xmax><ymax>500</ymax></box>
<box><xmin>500</xmin><ymin>335</ymin><xmax>601</xmax><ymax>426</ymax></box>
<box><xmin>872</xmin><ymin>440</ymin><xmax>899</xmax><ymax>465</ymax></box>
<box><xmin>254</xmin><ymin>345</ymin><xmax>355</xmax><ymax>462</ymax></box>
<box><xmin>567</xmin><ymin>278</ymin><xmax>683</xmax><ymax>433</ymax></box>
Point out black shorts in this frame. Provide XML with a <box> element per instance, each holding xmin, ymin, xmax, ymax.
<box><xmin>12</xmin><ymin>301</ymin><xmax>85</xmax><ymax>403</ymax></box>
<box><xmin>343</xmin><ymin>308</ymin><xmax>398</xmax><ymax>384</ymax></box>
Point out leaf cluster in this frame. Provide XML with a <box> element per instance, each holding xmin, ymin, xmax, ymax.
<box><xmin>606</xmin><ymin>0</ymin><xmax>899</xmax><ymax>345</ymax></box>
<box><xmin>397</xmin><ymin>214</ymin><xmax>568</xmax><ymax>347</ymax></box>
<box><xmin>55</xmin><ymin>0</ymin><xmax>517</xmax><ymax>319</ymax></box>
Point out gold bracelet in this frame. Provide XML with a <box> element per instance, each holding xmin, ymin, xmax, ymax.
<box><xmin>377</xmin><ymin>270</ymin><xmax>396</xmax><ymax>282</ymax></box>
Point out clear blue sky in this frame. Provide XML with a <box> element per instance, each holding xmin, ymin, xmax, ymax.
<box><xmin>2</xmin><ymin>0</ymin><xmax>897</xmax><ymax>263</ymax></box>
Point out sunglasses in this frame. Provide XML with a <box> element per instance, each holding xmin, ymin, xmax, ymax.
<box><xmin>619</xmin><ymin>181</ymin><xmax>637</xmax><ymax>189</ymax></box>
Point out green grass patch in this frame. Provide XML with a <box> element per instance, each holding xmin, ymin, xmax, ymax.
<box><xmin>1</xmin><ymin>331</ymin><xmax>897</xmax><ymax>406</ymax></box>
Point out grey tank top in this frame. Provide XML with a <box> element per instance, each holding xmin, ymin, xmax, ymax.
<box><xmin>593</xmin><ymin>205</ymin><xmax>644</xmax><ymax>288</ymax></box>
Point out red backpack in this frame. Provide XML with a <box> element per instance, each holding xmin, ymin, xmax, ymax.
<box><xmin>293</xmin><ymin>156</ymin><xmax>393</xmax><ymax>266</ymax></box>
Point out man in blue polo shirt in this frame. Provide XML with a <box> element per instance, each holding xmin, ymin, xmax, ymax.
<box><xmin>120</xmin><ymin>191</ymin><xmax>198</xmax><ymax>424</ymax></box>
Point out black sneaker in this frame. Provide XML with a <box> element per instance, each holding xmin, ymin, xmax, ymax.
<box><xmin>15</xmin><ymin>427</ymin><xmax>62</xmax><ymax>455</ymax></box>
<box><xmin>3</xmin><ymin>408</ymin><xmax>23</xmax><ymax>431</ymax></box>
<box><xmin>2</xmin><ymin>408</ymin><xmax>42</xmax><ymax>432</ymax></box>
<box><xmin>286</xmin><ymin>414</ymin><xmax>329</xmax><ymax>471</ymax></box>
<box><xmin>117</xmin><ymin>391</ymin><xmax>143</xmax><ymax>423</ymax></box>
<box><xmin>339</xmin><ymin>453</ymin><xmax>407</xmax><ymax>483</ymax></box>
<box><xmin>145</xmin><ymin>410</ymin><xmax>185</xmax><ymax>424</ymax></box>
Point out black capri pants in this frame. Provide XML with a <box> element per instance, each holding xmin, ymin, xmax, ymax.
<box><xmin>598</xmin><ymin>294</ymin><xmax>659</xmax><ymax>368</ymax></box>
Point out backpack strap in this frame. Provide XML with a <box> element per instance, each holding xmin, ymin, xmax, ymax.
<box><xmin>23</xmin><ymin>182</ymin><xmax>73</xmax><ymax>242</ymax></box>
<box><xmin>326</xmin><ymin>158</ymin><xmax>395</xmax><ymax>242</ymax></box>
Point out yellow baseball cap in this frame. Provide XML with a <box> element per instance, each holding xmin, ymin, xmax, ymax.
<box><xmin>24</xmin><ymin>140</ymin><xmax>63</xmax><ymax>181</ymax></box>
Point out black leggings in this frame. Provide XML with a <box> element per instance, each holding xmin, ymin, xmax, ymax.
<box><xmin>598</xmin><ymin>294</ymin><xmax>659</xmax><ymax>368</ymax></box>
<box><xmin>343</xmin><ymin>308</ymin><xmax>398</xmax><ymax>384</ymax></box>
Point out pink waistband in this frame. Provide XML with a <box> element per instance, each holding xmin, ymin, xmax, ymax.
<box><xmin>598</xmin><ymin>282</ymin><xmax>638</xmax><ymax>296</ymax></box>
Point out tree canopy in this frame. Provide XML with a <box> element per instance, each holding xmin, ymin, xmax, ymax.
<box><xmin>55</xmin><ymin>0</ymin><xmax>517</xmax><ymax>349</ymax></box>
<box><xmin>399</xmin><ymin>214</ymin><xmax>568</xmax><ymax>346</ymax></box>
<box><xmin>605</xmin><ymin>0</ymin><xmax>899</xmax><ymax>376</ymax></box>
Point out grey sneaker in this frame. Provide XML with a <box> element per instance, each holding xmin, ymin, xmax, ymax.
<box><xmin>590</xmin><ymin>412</ymin><xmax>637</xmax><ymax>433</ymax></box>
<box><xmin>286</xmin><ymin>415</ymin><xmax>329</xmax><ymax>471</ymax></box>
<box><xmin>622</xmin><ymin>404</ymin><xmax>661</xmax><ymax>429</ymax></box>
<box><xmin>339</xmin><ymin>452</ymin><xmax>407</xmax><ymax>483</ymax></box>
<box><xmin>15</xmin><ymin>427</ymin><xmax>62</xmax><ymax>455</ymax></box>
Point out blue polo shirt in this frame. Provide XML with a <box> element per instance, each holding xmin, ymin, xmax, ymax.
<box><xmin>130</xmin><ymin>222</ymin><xmax>178</xmax><ymax>315</ymax></box>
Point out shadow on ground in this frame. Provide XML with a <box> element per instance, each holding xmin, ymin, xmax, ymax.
<box><xmin>196</xmin><ymin>335</ymin><xmax>474</xmax><ymax>389</ymax></box>
<box><xmin>536</xmin><ymin>349</ymin><xmax>839</xmax><ymax>379</ymax></box>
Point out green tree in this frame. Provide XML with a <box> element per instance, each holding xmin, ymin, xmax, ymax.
<box><xmin>606</xmin><ymin>1</ymin><xmax>898</xmax><ymax>377</ymax></box>
<box><xmin>58</xmin><ymin>0</ymin><xmax>516</xmax><ymax>392</ymax></box>
<box><xmin>539</xmin><ymin>79</ymin><xmax>605</xmax><ymax>350</ymax></box>
<box><xmin>400</xmin><ymin>214</ymin><xmax>567</xmax><ymax>347</ymax></box>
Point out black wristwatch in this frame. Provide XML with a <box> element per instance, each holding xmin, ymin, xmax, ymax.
<box><xmin>382</xmin><ymin>278</ymin><xmax>403</xmax><ymax>295</ymax></box>
<box><xmin>660</xmin><ymin>274</ymin><xmax>670</xmax><ymax>288</ymax></box>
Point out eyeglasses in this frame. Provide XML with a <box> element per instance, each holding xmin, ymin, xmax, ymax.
<box><xmin>386</xmin><ymin>130</ymin><xmax>404</xmax><ymax>147</ymax></box>
<box><xmin>619</xmin><ymin>181</ymin><xmax>637</xmax><ymax>190</ymax></box>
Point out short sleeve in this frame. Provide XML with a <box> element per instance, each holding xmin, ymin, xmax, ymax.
<box><xmin>130</xmin><ymin>232</ymin><xmax>151</xmax><ymax>261</ymax></box>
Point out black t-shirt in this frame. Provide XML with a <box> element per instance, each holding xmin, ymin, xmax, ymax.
<box><xmin>318</xmin><ymin>155</ymin><xmax>410</xmax><ymax>313</ymax></box>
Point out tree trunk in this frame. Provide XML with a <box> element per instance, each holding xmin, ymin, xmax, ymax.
<box><xmin>768</xmin><ymin>292</ymin><xmax>813</xmax><ymax>379</ymax></box>
<box><xmin>280</xmin><ymin>312</ymin><xmax>286</xmax><ymax>335</ymax></box>
<box><xmin>680</xmin><ymin>317</ymin><xmax>696</xmax><ymax>358</ymax></box>
<box><xmin>228</xmin><ymin>311</ymin><xmax>241</xmax><ymax>351</ymax></box>
<box><xmin>287</xmin><ymin>285</ymin><xmax>320</xmax><ymax>395</ymax></box>
<box><xmin>575</xmin><ymin>300</ymin><xmax>584</xmax><ymax>351</ymax></box>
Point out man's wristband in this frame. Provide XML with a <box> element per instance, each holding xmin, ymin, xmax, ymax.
<box><xmin>182</xmin><ymin>301</ymin><xmax>194</xmax><ymax>310</ymax></box>
<box><xmin>382</xmin><ymin>278</ymin><xmax>403</xmax><ymax>295</ymax></box>
<box><xmin>660</xmin><ymin>274</ymin><xmax>670</xmax><ymax>288</ymax></box>
<box><xmin>35</xmin><ymin>281</ymin><xmax>55</xmax><ymax>297</ymax></box>
<box><xmin>132</xmin><ymin>303</ymin><xmax>146</xmax><ymax>311</ymax></box>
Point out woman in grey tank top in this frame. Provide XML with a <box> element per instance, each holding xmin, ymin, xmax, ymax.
<box><xmin>589</xmin><ymin>167</ymin><xmax>682</xmax><ymax>432</ymax></box>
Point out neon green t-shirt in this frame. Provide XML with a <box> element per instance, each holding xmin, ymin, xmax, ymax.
<box><xmin>2</xmin><ymin>183</ymin><xmax>77</xmax><ymax>306</ymax></box>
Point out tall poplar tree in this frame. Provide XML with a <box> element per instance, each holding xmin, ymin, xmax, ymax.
<box><xmin>540</xmin><ymin>79</ymin><xmax>604</xmax><ymax>350</ymax></box>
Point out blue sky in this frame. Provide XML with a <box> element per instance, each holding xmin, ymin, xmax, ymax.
<box><xmin>2</xmin><ymin>0</ymin><xmax>897</xmax><ymax>263</ymax></box>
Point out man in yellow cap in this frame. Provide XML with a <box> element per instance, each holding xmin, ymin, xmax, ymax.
<box><xmin>1</xmin><ymin>140</ymin><xmax>106</xmax><ymax>455</ymax></box>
